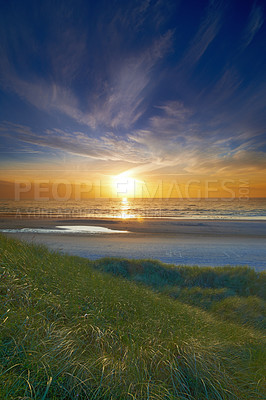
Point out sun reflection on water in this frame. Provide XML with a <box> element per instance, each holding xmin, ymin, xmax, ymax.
<box><xmin>119</xmin><ymin>197</ymin><xmax>135</xmax><ymax>219</ymax></box>
<box><xmin>120</xmin><ymin>197</ymin><xmax>129</xmax><ymax>219</ymax></box>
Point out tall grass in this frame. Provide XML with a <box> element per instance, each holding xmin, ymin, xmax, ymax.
<box><xmin>93</xmin><ymin>258</ymin><xmax>266</xmax><ymax>330</ymax></box>
<box><xmin>0</xmin><ymin>234</ymin><xmax>265</xmax><ymax>399</ymax></box>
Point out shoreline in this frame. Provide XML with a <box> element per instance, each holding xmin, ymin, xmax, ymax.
<box><xmin>1</xmin><ymin>217</ymin><xmax>266</xmax><ymax>270</ymax></box>
<box><xmin>1</xmin><ymin>216</ymin><xmax>266</xmax><ymax>236</ymax></box>
<box><xmin>1</xmin><ymin>214</ymin><xmax>266</xmax><ymax>221</ymax></box>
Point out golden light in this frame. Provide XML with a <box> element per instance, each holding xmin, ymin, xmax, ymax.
<box><xmin>121</xmin><ymin>197</ymin><xmax>129</xmax><ymax>219</ymax></box>
<box><xmin>112</xmin><ymin>174</ymin><xmax>137</xmax><ymax>198</ymax></box>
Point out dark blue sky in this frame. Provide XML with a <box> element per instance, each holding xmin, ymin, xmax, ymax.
<box><xmin>0</xmin><ymin>0</ymin><xmax>265</xmax><ymax>186</ymax></box>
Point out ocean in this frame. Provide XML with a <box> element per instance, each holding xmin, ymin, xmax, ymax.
<box><xmin>0</xmin><ymin>198</ymin><xmax>266</xmax><ymax>220</ymax></box>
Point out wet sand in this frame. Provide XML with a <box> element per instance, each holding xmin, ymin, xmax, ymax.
<box><xmin>1</xmin><ymin>216</ymin><xmax>266</xmax><ymax>235</ymax></box>
<box><xmin>1</xmin><ymin>217</ymin><xmax>266</xmax><ymax>270</ymax></box>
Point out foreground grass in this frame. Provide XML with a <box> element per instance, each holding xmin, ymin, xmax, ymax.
<box><xmin>0</xmin><ymin>234</ymin><xmax>265</xmax><ymax>399</ymax></box>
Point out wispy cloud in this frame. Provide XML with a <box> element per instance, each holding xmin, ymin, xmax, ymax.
<box><xmin>124</xmin><ymin>99</ymin><xmax>266</xmax><ymax>176</ymax></box>
<box><xmin>0</xmin><ymin>122</ymin><xmax>148</xmax><ymax>164</ymax></box>
<box><xmin>0</xmin><ymin>25</ymin><xmax>173</xmax><ymax>131</ymax></box>
<box><xmin>178</xmin><ymin>0</ymin><xmax>224</xmax><ymax>72</ymax></box>
<box><xmin>87</xmin><ymin>30</ymin><xmax>173</xmax><ymax>129</ymax></box>
<box><xmin>242</xmin><ymin>4</ymin><xmax>264</xmax><ymax>49</ymax></box>
<box><xmin>1</xmin><ymin>102</ymin><xmax>266</xmax><ymax>179</ymax></box>
<box><xmin>195</xmin><ymin>66</ymin><xmax>243</xmax><ymax>112</ymax></box>
<box><xmin>0</xmin><ymin>0</ymin><xmax>265</xmax><ymax>183</ymax></box>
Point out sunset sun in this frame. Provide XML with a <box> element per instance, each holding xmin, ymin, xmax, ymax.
<box><xmin>112</xmin><ymin>174</ymin><xmax>137</xmax><ymax>198</ymax></box>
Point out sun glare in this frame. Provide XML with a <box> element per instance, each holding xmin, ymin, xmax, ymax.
<box><xmin>112</xmin><ymin>174</ymin><xmax>137</xmax><ymax>198</ymax></box>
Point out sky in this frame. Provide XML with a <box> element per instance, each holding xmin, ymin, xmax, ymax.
<box><xmin>0</xmin><ymin>0</ymin><xmax>265</xmax><ymax>199</ymax></box>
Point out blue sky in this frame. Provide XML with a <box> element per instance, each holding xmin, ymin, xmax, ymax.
<box><xmin>0</xmin><ymin>0</ymin><xmax>265</xmax><ymax>187</ymax></box>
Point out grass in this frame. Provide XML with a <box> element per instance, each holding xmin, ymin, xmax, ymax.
<box><xmin>0</xmin><ymin>234</ymin><xmax>265</xmax><ymax>399</ymax></box>
<box><xmin>93</xmin><ymin>258</ymin><xmax>266</xmax><ymax>330</ymax></box>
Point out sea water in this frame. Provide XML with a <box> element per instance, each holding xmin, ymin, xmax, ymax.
<box><xmin>0</xmin><ymin>198</ymin><xmax>265</xmax><ymax>220</ymax></box>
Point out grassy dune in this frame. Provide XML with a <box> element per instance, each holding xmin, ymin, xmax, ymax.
<box><xmin>0</xmin><ymin>234</ymin><xmax>265</xmax><ymax>399</ymax></box>
<box><xmin>93</xmin><ymin>258</ymin><xmax>266</xmax><ymax>331</ymax></box>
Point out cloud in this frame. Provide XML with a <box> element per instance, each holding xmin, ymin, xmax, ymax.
<box><xmin>112</xmin><ymin>0</ymin><xmax>160</xmax><ymax>31</ymax></box>
<box><xmin>87</xmin><ymin>30</ymin><xmax>173</xmax><ymax>129</ymax></box>
<box><xmin>1</xmin><ymin>97</ymin><xmax>266</xmax><ymax>179</ymax></box>
<box><xmin>242</xmin><ymin>4</ymin><xmax>264</xmax><ymax>49</ymax></box>
<box><xmin>0</xmin><ymin>122</ymin><xmax>149</xmax><ymax>165</ymax></box>
<box><xmin>124</xmin><ymin>99</ymin><xmax>266</xmax><ymax>176</ymax></box>
<box><xmin>187</xmin><ymin>149</ymin><xmax>266</xmax><ymax>175</ymax></box>
<box><xmin>0</xmin><ymin>0</ymin><xmax>265</xmax><ymax>182</ymax></box>
<box><xmin>178</xmin><ymin>0</ymin><xmax>224</xmax><ymax>72</ymax></box>
<box><xmin>201</xmin><ymin>67</ymin><xmax>242</xmax><ymax>106</ymax></box>
<box><xmin>0</xmin><ymin>21</ymin><xmax>173</xmax><ymax>131</ymax></box>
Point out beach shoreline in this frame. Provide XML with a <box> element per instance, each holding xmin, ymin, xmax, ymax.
<box><xmin>1</xmin><ymin>216</ymin><xmax>266</xmax><ymax>235</ymax></box>
<box><xmin>1</xmin><ymin>217</ymin><xmax>266</xmax><ymax>270</ymax></box>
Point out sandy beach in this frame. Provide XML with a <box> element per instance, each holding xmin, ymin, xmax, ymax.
<box><xmin>1</xmin><ymin>216</ymin><xmax>266</xmax><ymax>234</ymax></box>
<box><xmin>1</xmin><ymin>217</ymin><xmax>266</xmax><ymax>270</ymax></box>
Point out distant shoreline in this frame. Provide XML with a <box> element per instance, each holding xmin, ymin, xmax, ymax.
<box><xmin>1</xmin><ymin>214</ymin><xmax>266</xmax><ymax>220</ymax></box>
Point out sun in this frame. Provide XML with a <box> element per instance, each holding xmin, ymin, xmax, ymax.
<box><xmin>112</xmin><ymin>174</ymin><xmax>137</xmax><ymax>198</ymax></box>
